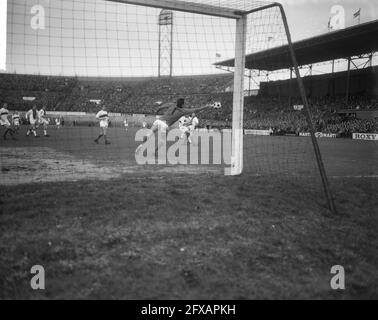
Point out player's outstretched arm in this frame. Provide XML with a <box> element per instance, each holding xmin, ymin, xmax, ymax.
<box><xmin>180</xmin><ymin>102</ymin><xmax>220</xmax><ymax>116</ymax></box>
<box><xmin>156</xmin><ymin>105</ymin><xmax>171</xmax><ymax>114</ymax></box>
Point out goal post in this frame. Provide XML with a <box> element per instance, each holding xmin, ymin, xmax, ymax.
<box><xmin>276</xmin><ymin>4</ymin><xmax>337</xmax><ymax>214</ymax></box>
<box><xmin>227</xmin><ymin>15</ymin><xmax>247</xmax><ymax>176</ymax></box>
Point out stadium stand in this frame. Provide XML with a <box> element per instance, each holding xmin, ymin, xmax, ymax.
<box><xmin>213</xmin><ymin>19</ymin><xmax>378</xmax><ymax>135</ymax></box>
<box><xmin>0</xmin><ymin>73</ymin><xmax>233</xmax><ymax>113</ymax></box>
<box><xmin>216</xmin><ymin>20</ymin><xmax>378</xmax><ymax>71</ymax></box>
<box><xmin>259</xmin><ymin>67</ymin><xmax>378</xmax><ymax>100</ymax></box>
<box><xmin>0</xmin><ymin>71</ymin><xmax>377</xmax><ymax>135</ymax></box>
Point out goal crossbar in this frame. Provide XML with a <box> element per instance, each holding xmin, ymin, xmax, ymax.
<box><xmin>105</xmin><ymin>0</ymin><xmax>246</xmax><ymax>19</ymax></box>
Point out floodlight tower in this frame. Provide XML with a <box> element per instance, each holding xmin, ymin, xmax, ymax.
<box><xmin>158</xmin><ymin>9</ymin><xmax>173</xmax><ymax>77</ymax></box>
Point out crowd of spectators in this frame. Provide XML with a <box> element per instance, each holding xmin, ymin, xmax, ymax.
<box><xmin>0</xmin><ymin>73</ymin><xmax>77</xmax><ymax>110</ymax></box>
<box><xmin>0</xmin><ymin>73</ymin><xmax>234</xmax><ymax>113</ymax></box>
<box><xmin>0</xmin><ymin>72</ymin><xmax>377</xmax><ymax>135</ymax></box>
<box><xmin>204</xmin><ymin>95</ymin><xmax>378</xmax><ymax>135</ymax></box>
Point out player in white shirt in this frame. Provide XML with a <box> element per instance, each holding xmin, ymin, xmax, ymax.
<box><xmin>12</xmin><ymin>112</ymin><xmax>20</xmax><ymax>126</ymax></box>
<box><xmin>12</xmin><ymin>112</ymin><xmax>21</xmax><ymax>133</ymax></box>
<box><xmin>94</xmin><ymin>105</ymin><xmax>111</xmax><ymax>145</ymax></box>
<box><xmin>25</xmin><ymin>105</ymin><xmax>39</xmax><ymax>137</ymax></box>
<box><xmin>55</xmin><ymin>118</ymin><xmax>61</xmax><ymax>129</ymax></box>
<box><xmin>178</xmin><ymin>115</ymin><xmax>191</xmax><ymax>141</ymax></box>
<box><xmin>124</xmin><ymin>119</ymin><xmax>129</xmax><ymax>131</ymax></box>
<box><xmin>0</xmin><ymin>103</ymin><xmax>16</xmax><ymax>140</ymax></box>
<box><xmin>188</xmin><ymin>113</ymin><xmax>199</xmax><ymax>144</ymax></box>
<box><xmin>38</xmin><ymin>106</ymin><xmax>49</xmax><ymax>137</ymax></box>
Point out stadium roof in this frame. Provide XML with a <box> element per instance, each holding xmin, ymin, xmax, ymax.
<box><xmin>215</xmin><ymin>19</ymin><xmax>378</xmax><ymax>71</ymax></box>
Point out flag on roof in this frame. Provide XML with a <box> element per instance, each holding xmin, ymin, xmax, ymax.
<box><xmin>353</xmin><ymin>8</ymin><xmax>361</xmax><ymax>19</ymax></box>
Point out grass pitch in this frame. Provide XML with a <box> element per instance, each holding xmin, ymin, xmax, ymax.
<box><xmin>0</xmin><ymin>126</ymin><xmax>377</xmax><ymax>299</ymax></box>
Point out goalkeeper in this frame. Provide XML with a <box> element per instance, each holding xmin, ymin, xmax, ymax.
<box><xmin>136</xmin><ymin>98</ymin><xmax>220</xmax><ymax>155</ymax></box>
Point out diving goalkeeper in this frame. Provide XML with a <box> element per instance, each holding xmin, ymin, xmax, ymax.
<box><xmin>135</xmin><ymin>98</ymin><xmax>221</xmax><ymax>155</ymax></box>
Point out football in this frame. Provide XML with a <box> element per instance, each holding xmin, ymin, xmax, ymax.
<box><xmin>213</xmin><ymin>102</ymin><xmax>222</xmax><ymax>109</ymax></box>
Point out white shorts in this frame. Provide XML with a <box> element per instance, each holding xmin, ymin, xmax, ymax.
<box><xmin>13</xmin><ymin>121</ymin><xmax>20</xmax><ymax>126</ymax></box>
<box><xmin>100</xmin><ymin>120</ymin><xmax>109</xmax><ymax>128</ymax></box>
<box><xmin>153</xmin><ymin>119</ymin><xmax>168</xmax><ymax>131</ymax></box>
<box><xmin>0</xmin><ymin>118</ymin><xmax>10</xmax><ymax>127</ymax></box>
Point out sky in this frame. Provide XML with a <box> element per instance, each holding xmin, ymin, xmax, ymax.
<box><xmin>1</xmin><ymin>0</ymin><xmax>377</xmax><ymax>77</ymax></box>
<box><xmin>277</xmin><ymin>0</ymin><xmax>377</xmax><ymax>40</ymax></box>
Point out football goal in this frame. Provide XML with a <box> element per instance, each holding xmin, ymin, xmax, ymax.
<box><xmin>2</xmin><ymin>0</ymin><xmax>336</xmax><ymax>213</ymax></box>
<box><xmin>104</xmin><ymin>0</ymin><xmax>336</xmax><ymax>212</ymax></box>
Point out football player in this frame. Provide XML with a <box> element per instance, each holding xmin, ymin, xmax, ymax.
<box><xmin>94</xmin><ymin>105</ymin><xmax>111</xmax><ymax>145</ymax></box>
<box><xmin>178</xmin><ymin>115</ymin><xmax>191</xmax><ymax>141</ymax></box>
<box><xmin>187</xmin><ymin>113</ymin><xmax>199</xmax><ymax>144</ymax></box>
<box><xmin>135</xmin><ymin>98</ymin><xmax>221</xmax><ymax>155</ymax></box>
<box><xmin>38</xmin><ymin>106</ymin><xmax>49</xmax><ymax>137</ymax></box>
<box><xmin>12</xmin><ymin>112</ymin><xmax>21</xmax><ymax>133</ymax></box>
<box><xmin>26</xmin><ymin>105</ymin><xmax>39</xmax><ymax>137</ymax></box>
<box><xmin>0</xmin><ymin>103</ymin><xmax>16</xmax><ymax>140</ymax></box>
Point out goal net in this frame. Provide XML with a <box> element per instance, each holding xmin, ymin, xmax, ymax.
<box><xmin>0</xmin><ymin>0</ymin><xmax>335</xmax><ymax>211</ymax></box>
